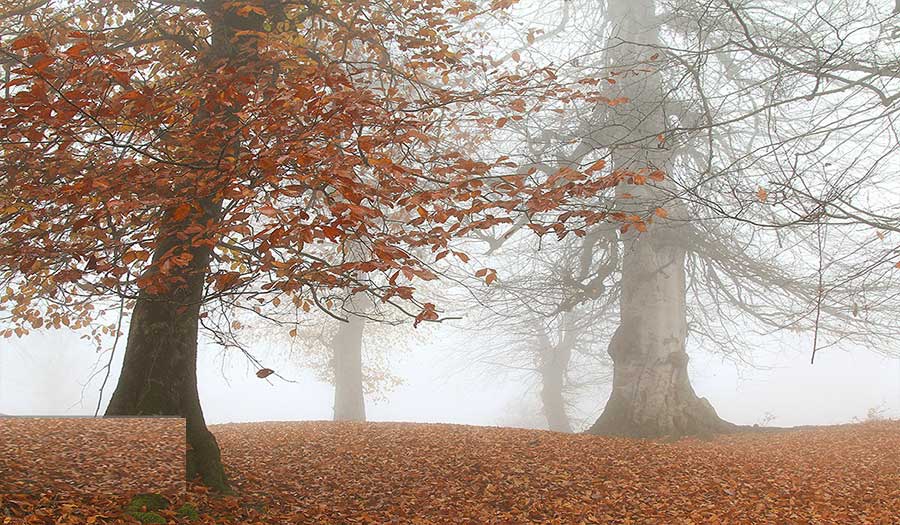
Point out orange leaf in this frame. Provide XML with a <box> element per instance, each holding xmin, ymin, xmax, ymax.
<box><xmin>586</xmin><ymin>159</ymin><xmax>606</xmax><ymax>173</ymax></box>
<box><xmin>11</xmin><ymin>34</ymin><xmax>43</xmax><ymax>50</ymax></box>
<box><xmin>757</xmin><ymin>187</ymin><xmax>768</xmax><ymax>202</ymax></box>
<box><xmin>655</xmin><ymin>207</ymin><xmax>668</xmax><ymax>218</ymax></box>
<box><xmin>235</xmin><ymin>4</ymin><xmax>267</xmax><ymax>16</ymax></box>
<box><xmin>172</xmin><ymin>203</ymin><xmax>191</xmax><ymax>222</ymax></box>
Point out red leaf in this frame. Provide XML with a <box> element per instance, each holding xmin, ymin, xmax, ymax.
<box><xmin>172</xmin><ymin>204</ymin><xmax>191</xmax><ymax>222</ymax></box>
<box><xmin>11</xmin><ymin>34</ymin><xmax>43</xmax><ymax>50</ymax></box>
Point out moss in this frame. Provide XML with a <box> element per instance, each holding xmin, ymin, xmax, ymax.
<box><xmin>176</xmin><ymin>503</ymin><xmax>200</xmax><ymax>521</ymax></box>
<box><xmin>125</xmin><ymin>493</ymin><xmax>170</xmax><ymax>513</ymax></box>
<box><xmin>127</xmin><ymin>510</ymin><xmax>166</xmax><ymax>524</ymax></box>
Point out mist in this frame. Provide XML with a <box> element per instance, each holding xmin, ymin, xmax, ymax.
<box><xmin>3</xmin><ymin>322</ymin><xmax>897</xmax><ymax>427</ymax></box>
<box><xmin>2</xmin><ymin>0</ymin><xmax>900</xmax><ymax>522</ymax></box>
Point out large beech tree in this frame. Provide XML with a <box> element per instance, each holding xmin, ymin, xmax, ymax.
<box><xmin>470</xmin><ymin>0</ymin><xmax>900</xmax><ymax>437</ymax></box>
<box><xmin>0</xmin><ymin>0</ymin><xmax>631</xmax><ymax>489</ymax></box>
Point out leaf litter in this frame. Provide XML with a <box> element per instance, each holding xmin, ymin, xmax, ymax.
<box><xmin>1</xmin><ymin>419</ymin><xmax>897</xmax><ymax>524</ymax></box>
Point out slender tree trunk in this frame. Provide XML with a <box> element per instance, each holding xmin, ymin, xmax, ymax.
<box><xmin>538</xmin><ymin>331</ymin><xmax>573</xmax><ymax>433</ymax></box>
<box><xmin>588</xmin><ymin>0</ymin><xmax>733</xmax><ymax>438</ymax></box>
<box><xmin>332</xmin><ymin>304</ymin><xmax>367</xmax><ymax>421</ymax></box>
<box><xmin>106</xmin><ymin>200</ymin><xmax>230</xmax><ymax>492</ymax></box>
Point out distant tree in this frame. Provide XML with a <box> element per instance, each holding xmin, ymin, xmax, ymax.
<box><xmin>468</xmin><ymin>229</ymin><xmax>616</xmax><ymax>433</ymax></box>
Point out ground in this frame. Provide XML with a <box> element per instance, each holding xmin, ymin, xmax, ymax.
<box><xmin>1</xmin><ymin>419</ymin><xmax>898</xmax><ymax>524</ymax></box>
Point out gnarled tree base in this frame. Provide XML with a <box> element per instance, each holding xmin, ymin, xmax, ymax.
<box><xmin>588</xmin><ymin>392</ymin><xmax>736</xmax><ymax>439</ymax></box>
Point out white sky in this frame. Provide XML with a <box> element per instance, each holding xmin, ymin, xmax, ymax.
<box><xmin>1</xmin><ymin>321</ymin><xmax>897</xmax><ymax>429</ymax></box>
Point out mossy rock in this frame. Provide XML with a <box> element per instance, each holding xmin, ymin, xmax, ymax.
<box><xmin>127</xmin><ymin>510</ymin><xmax>166</xmax><ymax>524</ymax></box>
<box><xmin>125</xmin><ymin>493</ymin><xmax>170</xmax><ymax>513</ymax></box>
<box><xmin>176</xmin><ymin>503</ymin><xmax>200</xmax><ymax>521</ymax></box>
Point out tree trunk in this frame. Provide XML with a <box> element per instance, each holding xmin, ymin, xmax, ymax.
<box><xmin>538</xmin><ymin>332</ymin><xmax>573</xmax><ymax>433</ymax></box>
<box><xmin>332</xmin><ymin>305</ymin><xmax>367</xmax><ymax>422</ymax></box>
<box><xmin>588</xmin><ymin>229</ymin><xmax>732</xmax><ymax>438</ymax></box>
<box><xmin>106</xmin><ymin>200</ymin><xmax>230</xmax><ymax>493</ymax></box>
<box><xmin>587</xmin><ymin>0</ymin><xmax>733</xmax><ymax>438</ymax></box>
<box><xmin>103</xmin><ymin>1</ymin><xmax>269</xmax><ymax>492</ymax></box>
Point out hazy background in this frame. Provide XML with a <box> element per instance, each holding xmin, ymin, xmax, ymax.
<box><xmin>2</xmin><ymin>322</ymin><xmax>897</xmax><ymax>429</ymax></box>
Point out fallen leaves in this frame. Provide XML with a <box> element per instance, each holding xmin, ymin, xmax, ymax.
<box><xmin>1</xmin><ymin>420</ymin><xmax>897</xmax><ymax>524</ymax></box>
<box><xmin>0</xmin><ymin>417</ymin><xmax>185</xmax><ymax>498</ymax></box>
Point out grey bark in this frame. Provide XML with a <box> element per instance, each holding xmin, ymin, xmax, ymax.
<box><xmin>332</xmin><ymin>297</ymin><xmax>367</xmax><ymax>421</ymax></box>
<box><xmin>587</xmin><ymin>0</ymin><xmax>732</xmax><ymax>438</ymax></box>
<box><xmin>537</xmin><ymin>327</ymin><xmax>574</xmax><ymax>433</ymax></box>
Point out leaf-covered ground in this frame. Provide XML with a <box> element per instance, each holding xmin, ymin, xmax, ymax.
<box><xmin>0</xmin><ymin>417</ymin><xmax>185</xmax><ymax>497</ymax></box>
<box><xmin>1</xmin><ymin>420</ymin><xmax>898</xmax><ymax>524</ymax></box>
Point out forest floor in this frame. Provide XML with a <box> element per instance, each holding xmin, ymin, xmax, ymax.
<box><xmin>0</xmin><ymin>419</ymin><xmax>897</xmax><ymax>524</ymax></box>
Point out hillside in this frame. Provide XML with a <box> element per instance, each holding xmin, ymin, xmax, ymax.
<box><xmin>1</xmin><ymin>420</ymin><xmax>898</xmax><ymax>524</ymax></box>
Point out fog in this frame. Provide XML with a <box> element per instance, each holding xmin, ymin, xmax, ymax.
<box><xmin>1</xmin><ymin>0</ymin><xmax>899</xmax><ymax>470</ymax></box>
<box><xmin>3</xmin><ymin>323</ymin><xmax>897</xmax><ymax>428</ymax></box>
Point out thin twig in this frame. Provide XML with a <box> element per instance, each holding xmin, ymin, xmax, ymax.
<box><xmin>94</xmin><ymin>297</ymin><xmax>126</xmax><ymax>416</ymax></box>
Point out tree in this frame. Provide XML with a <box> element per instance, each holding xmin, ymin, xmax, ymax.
<box><xmin>0</xmin><ymin>0</ymin><xmax>626</xmax><ymax>489</ymax></box>
<box><xmin>330</xmin><ymin>293</ymin><xmax>369</xmax><ymax>421</ymax></box>
<box><xmin>473</xmin><ymin>0</ymin><xmax>900</xmax><ymax>437</ymax></box>
<box><xmin>589</xmin><ymin>0</ymin><xmax>900</xmax><ymax>437</ymax></box>
<box><xmin>465</xmin><ymin>228</ymin><xmax>617</xmax><ymax>433</ymax></box>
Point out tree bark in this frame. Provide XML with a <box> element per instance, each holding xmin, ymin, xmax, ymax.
<box><xmin>587</xmin><ymin>0</ymin><xmax>733</xmax><ymax>438</ymax></box>
<box><xmin>105</xmin><ymin>200</ymin><xmax>230</xmax><ymax>492</ymax></box>
<box><xmin>104</xmin><ymin>1</ymin><xmax>268</xmax><ymax>492</ymax></box>
<box><xmin>332</xmin><ymin>303</ymin><xmax>367</xmax><ymax>422</ymax></box>
<box><xmin>537</xmin><ymin>312</ymin><xmax>580</xmax><ymax>433</ymax></box>
<box><xmin>588</xmin><ymin>228</ymin><xmax>732</xmax><ymax>438</ymax></box>
<box><xmin>538</xmin><ymin>333</ymin><xmax>573</xmax><ymax>433</ymax></box>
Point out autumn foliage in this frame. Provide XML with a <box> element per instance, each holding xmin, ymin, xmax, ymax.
<box><xmin>0</xmin><ymin>0</ymin><xmax>629</xmax><ymax>337</ymax></box>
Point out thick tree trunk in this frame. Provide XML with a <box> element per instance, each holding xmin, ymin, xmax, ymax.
<box><xmin>588</xmin><ymin>229</ymin><xmax>732</xmax><ymax>438</ymax></box>
<box><xmin>587</xmin><ymin>0</ymin><xmax>733</xmax><ymax>438</ymax></box>
<box><xmin>332</xmin><ymin>306</ymin><xmax>367</xmax><ymax>422</ymax></box>
<box><xmin>106</xmin><ymin>201</ymin><xmax>230</xmax><ymax>493</ymax></box>
<box><xmin>103</xmin><ymin>1</ymin><xmax>269</xmax><ymax>492</ymax></box>
<box><xmin>538</xmin><ymin>333</ymin><xmax>573</xmax><ymax>433</ymax></box>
